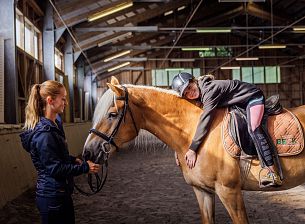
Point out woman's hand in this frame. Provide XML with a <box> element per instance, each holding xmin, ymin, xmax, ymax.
<box><xmin>185</xmin><ymin>149</ymin><xmax>197</xmax><ymax>169</ymax></box>
<box><xmin>87</xmin><ymin>160</ymin><xmax>100</xmax><ymax>174</ymax></box>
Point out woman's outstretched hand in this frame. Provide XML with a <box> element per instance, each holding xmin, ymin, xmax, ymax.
<box><xmin>87</xmin><ymin>160</ymin><xmax>101</xmax><ymax>174</ymax></box>
<box><xmin>185</xmin><ymin>149</ymin><xmax>197</xmax><ymax>169</ymax></box>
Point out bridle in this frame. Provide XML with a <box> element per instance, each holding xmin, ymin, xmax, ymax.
<box><xmin>74</xmin><ymin>86</ymin><xmax>138</xmax><ymax>196</ymax></box>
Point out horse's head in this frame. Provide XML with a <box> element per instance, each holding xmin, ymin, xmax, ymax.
<box><xmin>82</xmin><ymin>76</ymin><xmax>139</xmax><ymax>163</ymax></box>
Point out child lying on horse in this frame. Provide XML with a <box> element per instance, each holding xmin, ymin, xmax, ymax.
<box><xmin>171</xmin><ymin>72</ymin><xmax>282</xmax><ymax>187</ymax></box>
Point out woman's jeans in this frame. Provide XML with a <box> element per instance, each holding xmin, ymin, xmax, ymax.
<box><xmin>36</xmin><ymin>195</ymin><xmax>75</xmax><ymax>224</ymax></box>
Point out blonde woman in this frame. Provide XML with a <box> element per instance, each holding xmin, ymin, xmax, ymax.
<box><xmin>20</xmin><ymin>80</ymin><xmax>100</xmax><ymax>224</ymax></box>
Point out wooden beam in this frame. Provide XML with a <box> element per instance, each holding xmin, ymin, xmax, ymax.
<box><xmin>26</xmin><ymin>0</ymin><xmax>44</xmax><ymax>16</ymax></box>
<box><xmin>75</xmin><ymin>0</ymin><xmax>191</xmax><ymax>51</ymax></box>
<box><xmin>247</xmin><ymin>3</ymin><xmax>288</xmax><ymax>24</ymax></box>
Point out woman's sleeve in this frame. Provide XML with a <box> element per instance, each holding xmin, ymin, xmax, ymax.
<box><xmin>34</xmin><ymin>132</ymin><xmax>89</xmax><ymax>178</ymax></box>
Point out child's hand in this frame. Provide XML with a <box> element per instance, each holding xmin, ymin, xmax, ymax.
<box><xmin>185</xmin><ymin>149</ymin><xmax>197</xmax><ymax>169</ymax></box>
<box><xmin>175</xmin><ymin>151</ymin><xmax>180</xmax><ymax>166</ymax></box>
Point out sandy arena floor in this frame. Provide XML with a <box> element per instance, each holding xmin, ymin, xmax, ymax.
<box><xmin>0</xmin><ymin>149</ymin><xmax>305</xmax><ymax>224</ymax></box>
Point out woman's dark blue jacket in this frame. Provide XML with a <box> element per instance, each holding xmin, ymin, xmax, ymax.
<box><xmin>19</xmin><ymin>117</ymin><xmax>89</xmax><ymax>198</ymax></box>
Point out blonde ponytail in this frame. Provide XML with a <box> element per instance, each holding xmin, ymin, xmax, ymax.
<box><xmin>24</xmin><ymin>80</ymin><xmax>65</xmax><ymax>130</ymax></box>
<box><xmin>24</xmin><ymin>84</ymin><xmax>42</xmax><ymax>130</ymax></box>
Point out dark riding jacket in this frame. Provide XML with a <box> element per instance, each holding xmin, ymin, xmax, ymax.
<box><xmin>20</xmin><ymin>116</ymin><xmax>89</xmax><ymax>198</ymax></box>
<box><xmin>190</xmin><ymin>77</ymin><xmax>263</xmax><ymax>152</ymax></box>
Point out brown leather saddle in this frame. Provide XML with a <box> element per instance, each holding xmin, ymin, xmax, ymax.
<box><xmin>222</xmin><ymin>95</ymin><xmax>304</xmax><ymax>158</ymax></box>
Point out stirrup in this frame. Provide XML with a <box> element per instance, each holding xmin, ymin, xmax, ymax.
<box><xmin>258</xmin><ymin>168</ymin><xmax>282</xmax><ymax>188</ymax></box>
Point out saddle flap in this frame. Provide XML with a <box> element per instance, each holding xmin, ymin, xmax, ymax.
<box><xmin>222</xmin><ymin>108</ymin><xmax>304</xmax><ymax>158</ymax></box>
<box><xmin>265</xmin><ymin>94</ymin><xmax>282</xmax><ymax>115</ymax></box>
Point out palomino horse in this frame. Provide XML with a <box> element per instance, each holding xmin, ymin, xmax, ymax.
<box><xmin>83</xmin><ymin>76</ymin><xmax>305</xmax><ymax>224</ymax></box>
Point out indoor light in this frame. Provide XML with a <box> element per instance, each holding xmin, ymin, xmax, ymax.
<box><xmin>292</xmin><ymin>27</ymin><xmax>305</xmax><ymax>33</ymax></box>
<box><xmin>165</xmin><ymin>68</ymin><xmax>184</xmax><ymax>71</ymax></box>
<box><xmin>258</xmin><ymin>44</ymin><xmax>286</xmax><ymax>49</ymax></box>
<box><xmin>88</xmin><ymin>1</ymin><xmax>133</xmax><ymax>22</ymax></box>
<box><xmin>107</xmin><ymin>62</ymin><xmax>130</xmax><ymax>72</ymax></box>
<box><xmin>181</xmin><ymin>47</ymin><xmax>211</xmax><ymax>51</ymax></box>
<box><xmin>196</xmin><ymin>28</ymin><xmax>231</xmax><ymax>33</ymax></box>
<box><xmin>177</xmin><ymin>6</ymin><xmax>186</xmax><ymax>11</ymax></box>
<box><xmin>293</xmin><ymin>27</ymin><xmax>305</xmax><ymax>31</ymax></box>
<box><xmin>235</xmin><ymin>57</ymin><xmax>259</xmax><ymax>61</ymax></box>
<box><xmin>164</xmin><ymin>10</ymin><xmax>173</xmax><ymax>16</ymax></box>
<box><xmin>220</xmin><ymin>66</ymin><xmax>240</xmax><ymax>70</ymax></box>
<box><xmin>103</xmin><ymin>50</ymin><xmax>131</xmax><ymax>62</ymax></box>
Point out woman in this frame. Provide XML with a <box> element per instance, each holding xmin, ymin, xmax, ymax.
<box><xmin>20</xmin><ymin>80</ymin><xmax>100</xmax><ymax>224</ymax></box>
<box><xmin>171</xmin><ymin>72</ymin><xmax>282</xmax><ymax>187</ymax></box>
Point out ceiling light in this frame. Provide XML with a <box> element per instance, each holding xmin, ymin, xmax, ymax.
<box><xmin>107</xmin><ymin>62</ymin><xmax>130</xmax><ymax>72</ymax></box>
<box><xmin>196</xmin><ymin>28</ymin><xmax>231</xmax><ymax>33</ymax></box>
<box><xmin>164</xmin><ymin>10</ymin><xmax>173</xmax><ymax>16</ymax></box>
<box><xmin>103</xmin><ymin>50</ymin><xmax>131</xmax><ymax>62</ymax></box>
<box><xmin>220</xmin><ymin>66</ymin><xmax>240</xmax><ymax>70</ymax></box>
<box><xmin>292</xmin><ymin>27</ymin><xmax>305</xmax><ymax>33</ymax></box>
<box><xmin>177</xmin><ymin>6</ymin><xmax>186</xmax><ymax>11</ymax></box>
<box><xmin>235</xmin><ymin>57</ymin><xmax>259</xmax><ymax>61</ymax></box>
<box><xmin>293</xmin><ymin>27</ymin><xmax>305</xmax><ymax>31</ymax></box>
<box><xmin>258</xmin><ymin>44</ymin><xmax>286</xmax><ymax>49</ymax></box>
<box><xmin>88</xmin><ymin>1</ymin><xmax>133</xmax><ymax>22</ymax></box>
<box><xmin>98</xmin><ymin>32</ymin><xmax>132</xmax><ymax>47</ymax></box>
<box><xmin>181</xmin><ymin>47</ymin><xmax>211</xmax><ymax>51</ymax></box>
<box><xmin>165</xmin><ymin>68</ymin><xmax>184</xmax><ymax>71</ymax></box>
<box><xmin>171</xmin><ymin>58</ymin><xmax>195</xmax><ymax>62</ymax></box>
<box><xmin>218</xmin><ymin>0</ymin><xmax>265</xmax><ymax>2</ymax></box>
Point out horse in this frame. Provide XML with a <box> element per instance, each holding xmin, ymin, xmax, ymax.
<box><xmin>82</xmin><ymin>76</ymin><xmax>305</xmax><ymax>224</ymax></box>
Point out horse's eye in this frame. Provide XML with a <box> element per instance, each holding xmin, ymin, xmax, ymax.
<box><xmin>108</xmin><ymin>112</ymin><xmax>118</xmax><ymax>119</ymax></box>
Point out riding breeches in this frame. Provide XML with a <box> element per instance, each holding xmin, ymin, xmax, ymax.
<box><xmin>246</xmin><ymin>96</ymin><xmax>274</xmax><ymax>167</ymax></box>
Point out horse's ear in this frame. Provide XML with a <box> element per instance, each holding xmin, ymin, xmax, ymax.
<box><xmin>107</xmin><ymin>83</ymin><xmax>124</xmax><ymax>97</ymax></box>
<box><xmin>110</xmin><ymin>76</ymin><xmax>120</xmax><ymax>85</ymax></box>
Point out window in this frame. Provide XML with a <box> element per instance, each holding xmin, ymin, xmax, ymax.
<box><xmin>34</xmin><ymin>31</ymin><xmax>39</xmax><ymax>59</ymax></box>
<box><xmin>152</xmin><ymin>68</ymin><xmax>201</xmax><ymax>86</ymax></box>
<box><xmin>232</xmin><ymin>66</ymin><xmax>281</xmax><ymax>84</ymax></box>
<box><xmin>24</xmin><ymin>22</ymin><xmax>33</xmax><ymax>54</ymax></box>
<box><xmin>15</xmin><ymin>9</ymin><xmax>41</xmax><ymax>60</ymax></box>
<box><xmin>15</xmin><ymin>9</ymin><xmax>24</xmax><ymax>49</ymax></box>
<box><xmin>55</xmin><ymin>48</ymin><xmax>64</xmax><ymax>71</ymax></box>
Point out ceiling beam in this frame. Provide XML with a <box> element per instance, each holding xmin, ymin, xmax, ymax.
<box><xmin>75</xmin><ymin>0</ymin><xmax>192</xmax><ymax>51</ymax></box>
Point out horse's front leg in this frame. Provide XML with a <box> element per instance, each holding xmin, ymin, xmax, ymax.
<box><xmin>215</xmin><ymin>184</ymin><xmax>249</xmax><ymax>224</ymax></box>
<box><xmin>193</xmin><ymin>186</ymin><xmax>215</xmax><ymax>224</ymax></box>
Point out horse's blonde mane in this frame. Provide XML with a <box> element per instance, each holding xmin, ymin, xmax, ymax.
<box><xmin>92</xmin><ymin>84</ymin><xmax>182</xmax><ymax>127</ymax></box>
<box><xmin>124</xmin><ymin>84</ymin><xmax>180</xmax><ymax>97</ymax></box>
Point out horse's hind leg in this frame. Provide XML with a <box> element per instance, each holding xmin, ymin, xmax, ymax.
<box><xmin>193</xmin><ymin>187</ymin><xmax>215</xmax><ymax>224</ymax></box>
<box><xmin>215</xmin><ymin>184</ymin><xmax>249</xmax><ymax>224</ymax></box>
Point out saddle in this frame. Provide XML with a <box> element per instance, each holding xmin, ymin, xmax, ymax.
<box><xmin>222</xmin><ymin>95</ymin><xmax>304</xmax><ymax>158</ymax></box>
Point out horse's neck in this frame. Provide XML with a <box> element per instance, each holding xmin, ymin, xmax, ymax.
<box><xmin>132</xmin><ymin>88</ymin><xmax>201</xmax><ymax>152</ymax></box>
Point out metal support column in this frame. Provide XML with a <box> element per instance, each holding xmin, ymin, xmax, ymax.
<box><xmin>42</xmin><ymin>1</ymin><xmax>55</xmax><ymax>81</ymax></box>
<box><xmin>0</xmin><ymin>0</ymin><xmax>18</xmax><ymax>123</ymax></box>
<box><xmin>77</xmin><ymin>60</ymin><xmax>85</xmax><ymax>121</ymax></box>
<box><xmin>65</xmin><ymin>35</ymin><xmax>74</xmax><ymax>122</ymax></box>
